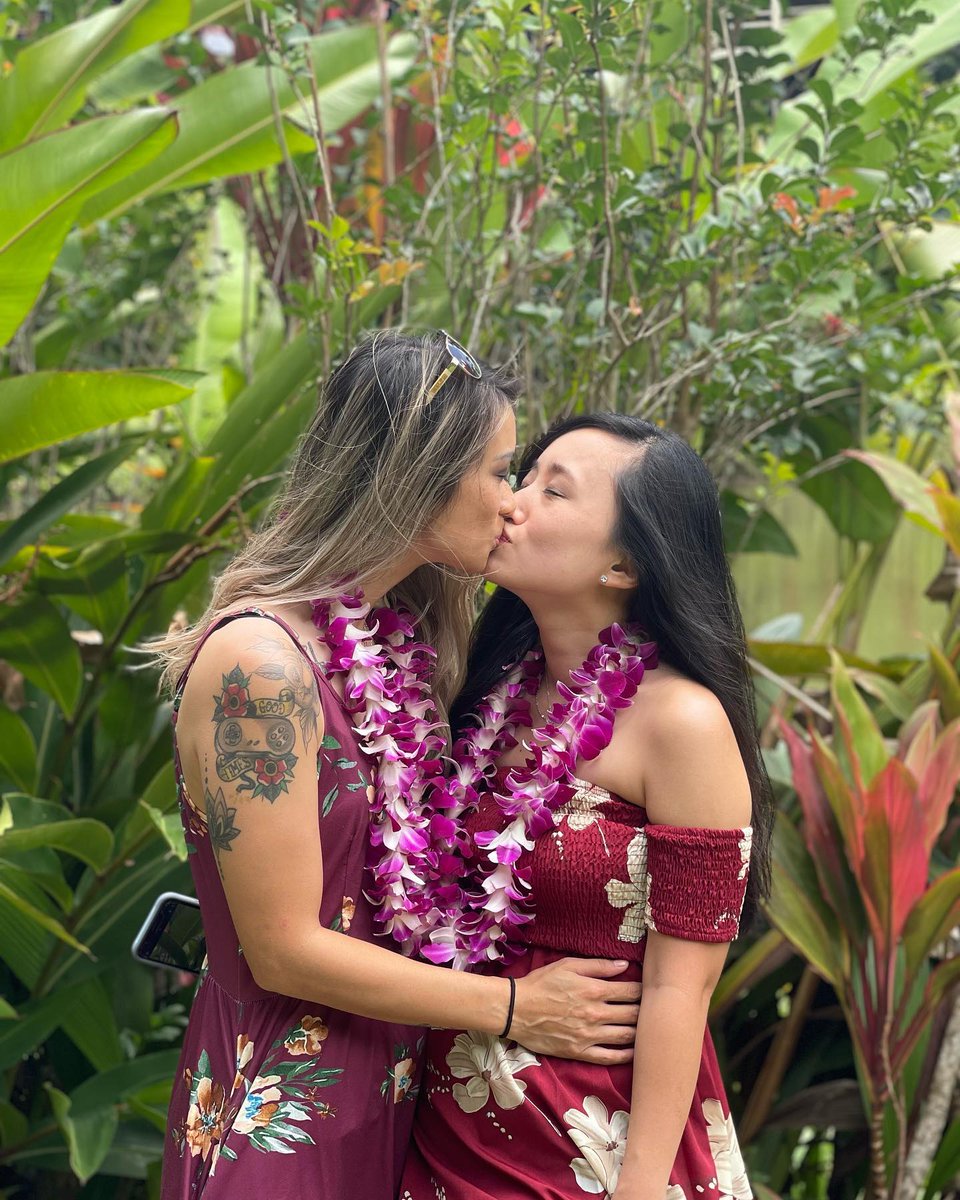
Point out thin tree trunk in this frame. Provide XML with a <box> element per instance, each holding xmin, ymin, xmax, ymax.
<box><xmin>899</xmin><ymin>993</ymin><xmax>960</xmax><ymax>1199</ymax></box>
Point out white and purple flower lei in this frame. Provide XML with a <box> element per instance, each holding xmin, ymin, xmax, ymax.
<box><xmin>311</xmin><ymin>592</ymin><xmax>658</xmax><ymax>969</ymax></box>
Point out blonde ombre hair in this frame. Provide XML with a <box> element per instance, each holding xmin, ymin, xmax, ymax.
<box><xmin>153</xmin><ymin>329</ymin><xmax>520</xmax><ymax>709</ymax></box>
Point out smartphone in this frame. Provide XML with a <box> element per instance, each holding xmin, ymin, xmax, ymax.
<box><xmin>131</xmin><ymin>891</ymin><xmax>207</xmax><ymax>974</ymax></box>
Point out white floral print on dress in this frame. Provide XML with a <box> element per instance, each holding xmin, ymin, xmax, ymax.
<box><xmin>446</xmin><ymin>1031</ymin><xmax>539</xmax><ymax>1113</ymax></box>
<box><xmin>604</xmin><ymin>830</ymin><xmax>652</xmax><ymax>942</ymax></box>
<box><xmin>560</xmin><ymin>781</ymin><xmax>610</xmax><ymax>831</ymax></box>
<box><xmin>703</xmin><ymin>1097</ymin><xmax>752</xmax><ymax>1198</ymax></box>
<box><xmin>737</xmin><ymin>827</ymin><xmax>753</xmax><ymax>882</ymax></box>
<box><xmin>562</xmin><ymin>1094</ymin><xmax>629</xmax><ymax>1195</ymax></box>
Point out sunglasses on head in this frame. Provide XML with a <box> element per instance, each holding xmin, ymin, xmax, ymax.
<box><xmin>425</xmin><ymin>329</ymin><xmax>483</xmax><ymax>400</ymax></box>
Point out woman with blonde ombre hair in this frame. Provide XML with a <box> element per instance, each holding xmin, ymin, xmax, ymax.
<box><xmin>155</xmin><ymin>331</ymin><xmax>640</xmax><ymax>1200</ymax></box>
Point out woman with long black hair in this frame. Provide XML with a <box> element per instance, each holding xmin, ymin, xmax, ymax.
<box><xmin>401</xmin><ymin>413</ymin><xmax>773</xmax><ymax>1200</ymax></box>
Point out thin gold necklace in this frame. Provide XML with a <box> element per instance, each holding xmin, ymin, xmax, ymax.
<box><xmin>532</xmin><ymin>676</ymin><xmax>559</xmax><ymax>724</ymax></box>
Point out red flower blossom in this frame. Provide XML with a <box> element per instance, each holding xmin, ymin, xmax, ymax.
<box><xmin>221</xmin><ymin>683</ymin><xmax>248</xmax><ymax>716</ymax></box>
<box><xmin>254</xmin><ymin>757</ymin><xmax>286</xmax><ymax>786</ymax></box>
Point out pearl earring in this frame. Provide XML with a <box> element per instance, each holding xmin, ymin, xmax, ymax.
<box><xmin>600</xmin><ymin>574</ymin><xmax>608</xmax><ymax>584</ymax></box>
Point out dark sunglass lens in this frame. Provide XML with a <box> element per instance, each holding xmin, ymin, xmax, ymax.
<box><xmin>446</xmin><ymin>338</ymin><xmax>482</xmax><ymax>378</ymax></box>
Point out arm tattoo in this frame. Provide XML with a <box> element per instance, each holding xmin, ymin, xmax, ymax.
<box><xmin>205</xmin><ymin>786</ymin><xmax>241</xmax><ymax>876</ymax></box>
<box><xmin>211</xmin><ymin>638</ymin><xmax>320</xmax><ymax>804</ymax></box>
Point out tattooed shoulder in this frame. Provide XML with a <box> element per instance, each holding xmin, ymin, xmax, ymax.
<box><xmin>210</xmin><ymin>635</ymin><xmax>321</xmax><ymax>804</ymax></box>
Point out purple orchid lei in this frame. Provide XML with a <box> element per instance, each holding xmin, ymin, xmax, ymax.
<box><xmin>311</xmin><ymin>592</ymin><xmax>658</xmax><ymax>969</ymax></box>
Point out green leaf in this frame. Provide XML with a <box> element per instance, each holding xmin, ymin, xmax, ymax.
<box><xmin>801</xmin><ymin>458</ymin><xmax>899</xmax><ymax>543</ymax></box>
<box><xmin>0</xmin><ymin>1099</ymin><xmax>28</xmax><ymax>1144</ymax></box>
<box><xmin>836</xmin><ymin>1</ymin><xmax>960</xmax><ymax>105</ymax></box>
<box><xmin>0</xmin><ymin>0</ymin><xmax>189</xmax><ymax>149</ymax></box>
<box><xmin>0</xmin><ymin>706</ymin><xmax>37</xmax><ymax>793</ymax></box>
<box><xmin>0</xmin><ymin>371</ymin><xmax>192</xmax><ymax>465</ymax></box>
<box><xmin>36</xmin><ymin>539</ymin><xmax>129</xmax><ymax>639</ymax></box>
<box><xmin>778</xmin><ymin>7</ymin><xmax>838</xmax><ymax>74</ymax></box>
<box><xmin>0</xmin><ymin>990</ymin><xmax>78</xmax><ymax>1070</ymax></box>
<box><xmin>902</xmin><ymin>868</ymin><xmax>960</xmax><ymax>975</ymax></box>
<box><xmin>748</xmin><ymin>640</ymin><xmax>894</xmax><ymax>678</ymax></box>
<box><xmin>721</xmin><ymin>493</ymin><xmax>798</xmax><ymax>556</ymax></box>
<box><xmin>80</xmin><ymin>24</ymin><xmax>416</xmax><ymax>225</ymax></box>
<box><xmin>710</xmin><ymin>928</ymin><xmax>790</xmax><ymax>1019</ymax></box>
<box><xmin>928</xmin><ymin>643</ymin><xmax>960</xmax><ymax>724</ymax></box>
<box><xmin>140</xmin><ymin>802</ymin><xmax>188</xmax><ymax>861</ymax></box>
<box><xmin>139</xmin><ymin>456</ymin><xmax>216</xmax><ymax>534</ymax></box>
<box><xmin>0</xmin><ymin>879</ymin><xmax>92</xmax><ymax>958</ymax></box>
<box><xmin>0</xmin><ymin>595</ymin><xmax>82</xmax><ymax>716</ymax></box>
<box><xmin>830</xmin><ymin>650</ymin><xmax>888</xmax><ymax>789</ymax></box>
<box><xmin>46</xmin><ymin>1083</ymin><xmax>118</xmax><ymax>1184</ymax></box>
<box><xmin>764</xmin><ymin>816</ymin><xmax>844</xmax><ymax>987</ymax></box>
<box><xmin>68</xmin><ymin>1050</ymin><xmax>182</xmax><ymax>1117</ymax></box>
<box><xmin>0</xmin><ymin>997</ymin><xmax>16</xmax><ymax>1018</ymax></box>
<box><xmin>0</xmin><ymin>109</ymin><xmax>178</xmax><ymax>347</ymax></box>
<box><xmin>204</xmin><ymin>330</ymin><xmax>318</xmax><ymax>455</ymax></box>
<box><xmin>0</xmin><ymin>819</ymin><xmax>113</xmax><ymax>873</ymax></box>
<box><xmin>844</xmin><ymin>450</ymin><xmax>943</xmax><ymax>536</ymax></box>
<box><xmin>60</xmin><ymin>976</ymin><xmax>123</xmax><ymax>1071</ymax></box>
<box><xmin>0</xmin><ymin>440</ymin><xmax>142</xmax><ymax>566</ymax></box>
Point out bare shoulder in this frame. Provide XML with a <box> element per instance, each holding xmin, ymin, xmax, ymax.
<box><xmin>629</xmin><ymin>670</ymin><xmax>751</xmax><ymax>829</ymax></box>
<box><xmin>637</xmin><ymin>672</ymin><xmax>736</xmax><ymax>752</ymax></box>
<box><xmin>179</xmin><ymin>615</ymin><xmax>324</xmax><ymax>750</ymax></box>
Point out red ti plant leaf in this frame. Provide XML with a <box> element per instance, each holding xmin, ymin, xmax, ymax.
<box><xmin>915</xmin><ymin>719</ymin><xmax>960</xmax><ymax>856</ymax></box>
<box><xmin>860</xmin><ymin>760</ymin><xmax>928</xmax><ymax>956</ymax></box>
<box><xmin>779</xmin><ymin>718</ymin><xmax>865</xmax><ymax>937</ymax></box>
<box><xmin>810</xmin><ymin>728</ymin><xmax>865</xmax><ymax>874</ymax></box>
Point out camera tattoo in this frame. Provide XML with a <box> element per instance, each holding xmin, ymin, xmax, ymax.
<box><xmin>211</xmin><ymin>638</ymin><xmax>320</xmax><ymax>804</ymax></box>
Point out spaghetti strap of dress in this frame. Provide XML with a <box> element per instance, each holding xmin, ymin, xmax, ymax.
<box><xmin>174</xmin><ymin>607</ymin><xmax>324</xmax><ymax>699</ymax></box>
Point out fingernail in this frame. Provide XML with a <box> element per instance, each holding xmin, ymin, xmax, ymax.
<box><xmin>614</xmin><ymin>960</ymin><xmax>628</xmax><ymax>968</ymax></box>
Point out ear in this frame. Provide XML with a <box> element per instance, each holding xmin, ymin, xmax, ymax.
<box><xmin>604</xmin><ymin>556</ymin><xmax>638</xmax><ymax>591</ymax></box>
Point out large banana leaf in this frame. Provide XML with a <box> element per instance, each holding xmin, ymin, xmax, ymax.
<box><xmin>81</xmin><ymin>26</ymin><xmax>417</xmax><ymax>224</ymax></box>
<box><xmin>0</xmin><ymin>0</ymin><xmax>189</xmax><ymax>152</ymax></box>
<box><xmin>0</xmin><ymin>371</ymin><xmax>191</xmax><ymax>464</ymax></box>
<box><xmin>0</xmin><ymin>108</ymin><xmax>177</xmax><ymax>346</ymax></box>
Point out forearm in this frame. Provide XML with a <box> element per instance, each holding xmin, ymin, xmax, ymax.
<box><xmin>254</xmin><ymin>926</ymin><xmax>508</xmax><ymax>1034</ymax></box>
<box><xmin>615</xmin><ymin>984</ymin><xmax>710</xmax><ymax>1199</ymax></box>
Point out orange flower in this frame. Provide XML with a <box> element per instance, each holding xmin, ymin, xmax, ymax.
<box><xmin>284</xmin><ymin>1015</ymin><xmax>329</xmax><ymax>1056</ymax></box>
<box><xmin>772</xmin><ymin>192</ymin><xmax>803</xmax><ymax>233</ymax></box>
<box><xmin>185</xmin><ymin>1077</ymin><xmax>226</xmax><ymax>1160</ymax></box>
<box><xmin>817</xmin><ymin>185</ymin><xmax>857</xmax><ymax>211</ymax></box>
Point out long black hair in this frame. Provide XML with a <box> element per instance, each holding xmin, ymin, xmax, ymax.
<box><xmin>452</xmin><ymin>412</ymin><xmax>773</xmax><ymax>926</ymax></box>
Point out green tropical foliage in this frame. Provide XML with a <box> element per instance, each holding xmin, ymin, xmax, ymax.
<box><xmin>0</xmin><ymin>0</ymin><xmax>958</xmax><ymax>1196</ymax></box>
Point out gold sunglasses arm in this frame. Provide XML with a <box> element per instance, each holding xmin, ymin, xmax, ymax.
<box><xmin>425</xmin><ymin>362</ymin><xmax>457</xmax><ymax>400</ymax></box>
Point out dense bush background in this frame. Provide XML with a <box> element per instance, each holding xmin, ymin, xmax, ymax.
<box><xmin>0</xmin><ymin>1</ymin><xmax>958</xmax><ymax>1196</ymax></box>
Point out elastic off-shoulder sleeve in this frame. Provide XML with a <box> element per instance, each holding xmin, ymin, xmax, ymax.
<box><xmin>644</xmin><ymin>823</ymin><xmax>753</xmax><ymax>943</ymax></box>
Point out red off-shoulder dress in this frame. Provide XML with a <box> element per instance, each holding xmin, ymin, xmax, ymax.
<box><xmin>400</xmin><ymin>775</ymin><xmax>753</xmax><ymax>1200</ymax></box>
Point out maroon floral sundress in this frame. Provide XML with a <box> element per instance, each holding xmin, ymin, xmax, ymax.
<box><xmin>401</xmin><ymin>773</ymin><xmax>753</xmax><ymax>1200</ymax></box>
<box><xmin>161</xmin><ymin>610</ymin><xmax>423</xmax><ymax>1200</ymax></box>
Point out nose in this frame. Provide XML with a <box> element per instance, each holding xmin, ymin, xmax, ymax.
<box><xmin>499</xmin><ymin>481</ymin><xmax>517</xmax><ymax>517</ymax></box>
<box><xmin>505</xmin><ymin>487</ymin><xmax>527</xmax><ymax>524</ymax></box>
